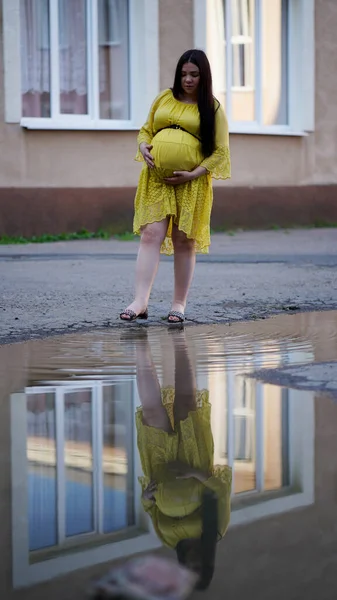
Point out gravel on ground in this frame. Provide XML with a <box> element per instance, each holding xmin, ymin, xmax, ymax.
<box><xmin>1</xmin><ymin>228</ymin><xmax>336</xmax><ymax>344</ymax></box>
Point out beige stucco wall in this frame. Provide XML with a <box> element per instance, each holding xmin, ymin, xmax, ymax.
<box><xmin>159</xmin><ymin>0</ymin><xmax>194</xmax><ymax>91</ymax></box>
<box><xmin>0</xmin><ymin>0</ymin><xmax>336</xmax><ymax>189</ymax></box>
<box><xmin>310</xmin><ymin>0</ymin><xmax>337</xmax><ymax>184</ymax></box>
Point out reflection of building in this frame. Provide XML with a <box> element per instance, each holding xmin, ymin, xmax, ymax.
<box><xmin>1</xmin><ymin>0</ymin><xmax>336</xmax><ymax>236</ymax></box>
<box><xmin>9</xmin><ymin>333</ymin><xmax>315</xmax><ymax>588</ymax></box>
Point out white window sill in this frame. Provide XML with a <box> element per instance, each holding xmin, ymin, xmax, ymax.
<box><xmin>230</xmin><ymin>86</ymin><xmax>255</xmax><ymax>93</ymax></box>
<box><xmin>20</xmin><ymin>118</ymin><xmax>141</xmax><ymax>131</ymax></box>
<box><xmin>229</xmin><ymin>125</ymin><xmax>309</xmax><ymax>137</ymax></box>
<box><xmin>20</xmin><ymin>119</ymin><xmax>310</xmax><ymax>137</ymax></box>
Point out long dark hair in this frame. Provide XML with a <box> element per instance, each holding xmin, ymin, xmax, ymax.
<box><xmin>172</xmin><ymin>49</ymin><xmax>216</xmax><ymax>158</ymax></box>
<box><xmin>176</xmin><ymin>489</ymin><xmax>218</xmax><ymax>590</ymax></box>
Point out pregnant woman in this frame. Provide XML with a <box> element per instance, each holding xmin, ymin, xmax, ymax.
<box><xmin>120</xmin><ymin>49</ymin><xmax>231</xmax><ymax>323</ymax></box>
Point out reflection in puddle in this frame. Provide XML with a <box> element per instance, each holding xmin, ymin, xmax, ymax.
<box><xmin>1</xmin><ymin>311</ymin><xmax>337</xmax><ymax>598</ymax></box>
<box><xmin>26</xmin><ymin>383</ymin><xmax>135</xmax><ymax>555</ymax></box>
<box><xmin>135</xmin><ymin>331</ymin><xmax>231</xmax><ymax>591</ymax></box>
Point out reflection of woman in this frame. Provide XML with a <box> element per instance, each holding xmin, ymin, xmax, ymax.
<box><xmin>135</xmin><ymin>331</ymin><xmax>232</xmax><ymax>590</ymax></box>
<box><xmin>120</xmin><ymin>49</ymin><xmax>230</xmax><ymax>323</ymax></box>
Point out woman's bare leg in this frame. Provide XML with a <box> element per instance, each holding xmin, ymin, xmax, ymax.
<box><xmin>170</xmin><ymin>225</ymin><xmax>196</xmax><ymax>320</ymax></box>
<box><xmin>172</xmin><ymin>331</ymin><xmax>197</xmax><ymax>424</ymax></box>
<box><xmin>121</xmin><ymin>219</ymin><xmax>168</xmax><ymax>318</ymax></box>
<box><xmin>136</xmin><ymin>336</ymin><xmax>172</xmax><ymax>431</ymax></box>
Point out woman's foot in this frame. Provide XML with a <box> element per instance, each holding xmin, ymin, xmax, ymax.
<box><xmin>120</xmin><ymin>301</ymin><xmax>148</xmax><ymax>321</ymax></box>
<box><xmin>167</xmin><ymin>303</ymin><xmax>185</xmax><ymax>323</ymax></box>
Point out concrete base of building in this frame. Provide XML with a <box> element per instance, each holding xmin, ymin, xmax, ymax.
<box><xmin>0</xmin><ymin>185</ymin><xmax>337</xmax><ymax>237</ymax></box>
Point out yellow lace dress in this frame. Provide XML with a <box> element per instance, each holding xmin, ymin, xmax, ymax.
<box><xmin>134</xmin><ymin>89</ymin><xmax>231</xmax><ymax>255</ymax></box>
<box><xmin>136</xmin><ymin>389</ymin><xmax>232</xmax><ymax>548</ymax></box>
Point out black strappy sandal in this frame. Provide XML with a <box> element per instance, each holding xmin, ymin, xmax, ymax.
<box><xmin>120</xmin><ymin>308</ymin><xmax>148</xmax><ymax>322</ymax></box>
<box><xmin>167</xmin><ymin>310</ymin><xmax>185</xmax><ymax>323</ymax></box>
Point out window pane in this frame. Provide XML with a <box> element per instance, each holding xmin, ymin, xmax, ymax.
<box><xmin>206</xmin><ymin>0</ymin><xmax>226</xmax><ymax>111</ymax></box>
<box><xmin>263</xmin><ymin>388</ymin><xmax>290</xmax><ymax>490</ymax></box>
<box><xmin>59</xmin><ymin>0</ymin><xmax>88</xmax><ymax>115</ymax></box>
<box><xmin>98</xmin><ymin>0</ymin><xmax>130</xmax><ymax>120</ymax></box>
<box><xmin>27</xmin><ymin>393</ymin><xmax>56</xmax><ymax>551</ymax></box>
<box><xmin>233</xmin><ymin>376</ymin><xmax>256</xmax><ymax>494</ymax></box>
<box><xmin>21</xmin><ymin>0</ymin><xmax>51</xmax><ymax>118</ymax></box>
<box><xmin>210</xmin><ymin>0</ymin><xmax>288</xmax><ymax>126</ymax></box>
<box><xmin>229</xmin><ymin>0</ymin><xmax>256</xmax><ymax>122</ymax></box>
<box><xmin>262</xmin><ymin>0</ymin><xmax>288</xmax><ymax>125</ymax></box>
<box><xmin>103</xmin><ymin>384</ymin><xmax>135</xmax><ymax>533</ymax></box>
<box><xmin>64</xmin><ymin>390</ymin><xmax>94</xmax><ymax>536</ymax></box>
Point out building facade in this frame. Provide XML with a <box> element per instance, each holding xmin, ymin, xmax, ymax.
<box><xmin>0</xmin><ymin>0</ymin><xmax>336</xmax><ymax>237</ymax></box>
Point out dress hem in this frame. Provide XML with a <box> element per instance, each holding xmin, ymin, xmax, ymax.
<box><xmin>133</xmin><ymin>214</ymin><xmax>210</xmax><ymax>255</ymax></box>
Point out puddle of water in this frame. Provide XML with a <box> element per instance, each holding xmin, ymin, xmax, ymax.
<box><xmin>0</xmin><ymin>311</ymin><xmax>337</xmax><ymax>599</ymax></box>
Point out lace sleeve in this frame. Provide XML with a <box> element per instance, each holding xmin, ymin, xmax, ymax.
<box><xmin>199</xmin><ymin>103</ymin><xmax>231</xmax><ymax>180</ymax></box>
<box><xmin>135</xmin><ymin>89</ymin><xmax>169</xmax><ymax>162</ymax></box>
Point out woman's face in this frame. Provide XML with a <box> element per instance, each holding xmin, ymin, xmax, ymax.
<box><xmin>181</xmin><ymin>62</ymin><xmax>200</xmax><ymax>97</ymax></box>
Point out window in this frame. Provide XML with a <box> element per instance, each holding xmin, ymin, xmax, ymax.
<box><xmin>214</xmin><ymin>369</ymin><xmax>290</xmax><ymax>496</ymax></box>
<box><xmin>21</xmin><ymin>0</ymin><xmax>129</xmax><ymax>122</ymax></box>
<box><xmin>228</xmin><ymin>0</ymin><xmax>254</xmax><ymax>89</ymax></box>
<box><xmin>26</xmin><ymin>383</ymin><xmax>136</xmax><ymax>556</ymax></box>
<box><xmin>207</xmin><ymin>346</ymin><xmax>315</xmax><ymax>528</ymax></box>
<box><xmin>210</xmin><ymin>0</ymin><xmax>289</xmax><ymax>126</ymax></box>
<box><xmin>3</xmin><ymin>0</ymin><xmax>159</xmax><ymax>129</ymax></box>
<box><xmin>11</xmin><ymin>379</ymin><xmax>161</xmax><ymax>588</ymax></box>
<box><xmin>194</xmin><ymin>0</ymin><xmax>315</xmax><ymax>134</ymax></box>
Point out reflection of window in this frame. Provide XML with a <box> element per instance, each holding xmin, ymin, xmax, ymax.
<box><xmin>214</xmin><ymin>365</ymin><xmax>290</xmax><ymax>496</ymax></box>
<box><xmin>233</xmin><ymin>378</ymin><xmax>255</xmax><ymax>461</ymax></box>
<box><xmin>26</xmin><ymin>383</ymin><xmax>135</xmax><ymax>557</ymax></box>
<box><xmin>12</xmin><ymin>380</ymin><xmax>161</xmax><ymax>588</ymax></box>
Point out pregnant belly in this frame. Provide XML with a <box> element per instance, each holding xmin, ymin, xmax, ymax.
<box><xmin>151</xmin><ymin>129</ymin><xmax>202</xmax><ymax>175</ymax></box>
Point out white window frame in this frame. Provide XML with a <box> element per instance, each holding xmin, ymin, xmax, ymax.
<box><xmin>194</xmin><ymin>0</ymin><xmax>315</xmax><ymax>135</ymax></box>
<box><xmin>26</xmin><ymin>382</ymin><xmax>135</xmax><ymax>550</ymax></box>
<box><xmin>230</xmin><ymin>0</ymin><xmax>254</xmax><ymax>90</ymax></box>
<box><xmin>230</xmin><ymin>388</ymin><xmax>315</xmax><ymax>527</ymax></box>
<box><xmin>212</xmin><ymin>376</ymin><xmax>315</xmax><ymax>525</ymax></box>
<box><xmin>209</xmin><ymin>343</ymin><xmax>314</xmax><ymax>525</ymax></box>
<box><xmin>11</xmin><ymin>378</ymin><xmax>161</xmax><ymax>589</ymax></box>
<box><xmin>3</xmin><ymin>0</ymin><xmax>159</xmax><ymax>130</ymax></box>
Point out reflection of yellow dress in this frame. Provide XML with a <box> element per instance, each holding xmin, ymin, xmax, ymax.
<box><xmin>136</xmin><ymin>389</ymin><xmax>232</xmax><ymax>548</ymax></box>
<box><xmin>134</xmin><ymin>89</ymin><xmax>231</xmax><ymax>255</ymax></box>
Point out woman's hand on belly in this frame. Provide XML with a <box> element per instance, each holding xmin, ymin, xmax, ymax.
<box><xmin>164</xmin><ymin>166</ymin><xmax>207</xmax><ymax>185</ymax></box>
<box><xmin>142</xmin><ymin>480</ymin><xmax>158</xmax><ymax>500</ymax></box>
<box><xmin>139</xmin><ymin>142</ymin><xmax>155</xmax><ymax>168</ymax></box>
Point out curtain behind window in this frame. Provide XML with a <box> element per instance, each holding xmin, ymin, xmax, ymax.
<box><xmin>21</xmin><ymin>0</ymin><xmax>130</xmax><ymax>120</ymax></box>
<box><xmin>21</xmin><ymin>0</ymin><xmax>51</xmax><ymax>117</ymax></box>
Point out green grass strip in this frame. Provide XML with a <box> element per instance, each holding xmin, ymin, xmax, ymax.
<box><xmin>0</xmin><ymin>229</ymin><xmax>138</xmax><ymax>245</ymax></box>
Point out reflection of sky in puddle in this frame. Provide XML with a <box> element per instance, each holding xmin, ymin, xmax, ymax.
<box><xmin>2</xmin><ymin>311</ymin><xmax>337</xmax><ymax>591</ymax></box>
<box><xmin>26</xmin><ymin>383</ymin><xmax>135</xmax><ymax>552</ymax></box>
